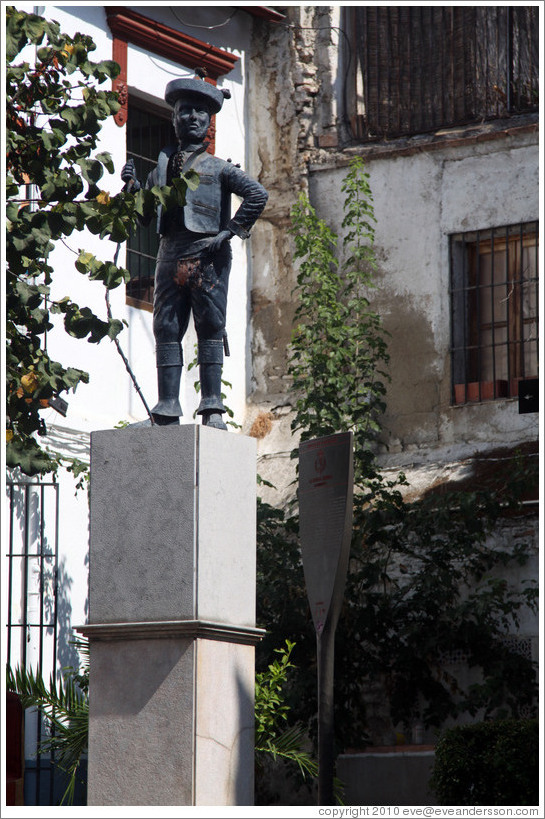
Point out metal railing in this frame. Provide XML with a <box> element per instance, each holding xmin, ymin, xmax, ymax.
<box><xmin>449</xmin><ymin>222</ymin><xmax>539</xmax><ymax>404</ymax></box>
<box><xmin>5</xmin><ymin>480</ymin><xmax>61</xmax><ymax>805</ymax></box>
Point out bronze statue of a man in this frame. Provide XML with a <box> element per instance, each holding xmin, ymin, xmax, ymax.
<box><xmin>122</xmin><ymin>76</ymin><xmax>268</xmax><ymax>429</ymax></box>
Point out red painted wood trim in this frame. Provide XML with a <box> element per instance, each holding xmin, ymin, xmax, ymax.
<box><xmin>112</xmin><ymin>36</ymin><xmax>128</xmax><ymax>127</ymax></box>
<box><xmin>105</xmin><ymin>6</ymin><xmax>239</xmax><ymax>79</ymax></box>
<box><xmin>110</xmin><ymin>35</ymin><xmax>218</xmax><ymax>149</ymax></box>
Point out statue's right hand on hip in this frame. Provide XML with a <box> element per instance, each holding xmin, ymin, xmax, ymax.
<box><xmin>206</xmin><ymin>229</ymin><xmax>233</xmax><ymax>255</ymax></box>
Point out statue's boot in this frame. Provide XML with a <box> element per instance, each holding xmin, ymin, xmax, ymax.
<box><xmin>150</xmin><ymin>342</ymin><xmax>183</xmax><ymax>426</ymax></box>
<box><xmin>196</xmin><ymin>339</ymin><xmax>227</xmax><ymax>431</ymax></box>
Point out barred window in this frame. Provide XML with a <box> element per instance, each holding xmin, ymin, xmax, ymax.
<box><xmin>450</xmin><ymin>223</ymin><xmax>539</xmax><ymax>404</ymax></box>
<box><xmin>351</xmin><ymin>6</ymin><xmax>539</xmax><ymax>142</ymax></box>
<box><xmin>125</xmin><ymin>99</ymin><xmax>174</xmax><ymax>310</ymax></box>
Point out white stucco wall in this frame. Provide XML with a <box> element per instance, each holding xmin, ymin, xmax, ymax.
<box><xmin>7</xmin><ymin>4</ymin><xmax>256</xmax><ymax>671</ymax></box>
<box><xmin>22</xmin><ymin>4</ymin><xmax>253</xmax><ymax>433</ymax></box>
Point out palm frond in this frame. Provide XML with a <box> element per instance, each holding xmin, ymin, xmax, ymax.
<box><xmin>256</xmin><ymin>723</ymin><xmax>318</xmax><ymax>778</ymax></box>
<box><xmin>6</xmin><ymin>656</ymin><xmax>89</xmax><ymax>805</ymax></box>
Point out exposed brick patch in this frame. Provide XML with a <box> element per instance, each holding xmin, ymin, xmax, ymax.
<box><xmin>249</xmin><ymin>411</ymin><xmax>274</xmax><ymax>439</ymax></box>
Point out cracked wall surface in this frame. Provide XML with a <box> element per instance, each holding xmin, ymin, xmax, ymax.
<box><xmin>245</xmin><ymin>8</ymin><xmax>539</xmax><ymax>504</ymax></box>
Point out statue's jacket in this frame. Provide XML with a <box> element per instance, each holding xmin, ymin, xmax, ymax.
<box><xmin>145</xmin><ymin>145</ymin><xmax>268</xmax><ymax>241</ymax></box>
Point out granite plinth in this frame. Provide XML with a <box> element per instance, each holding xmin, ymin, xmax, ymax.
<box><xmin>82</xmin><ymin>425</ymin><xmax>260</xmax><ymax>806</ymax></box>
<box><xmin>88</xmin><ymin>424</ymin><xmax>257</xmax><ymax>626</ymax></box>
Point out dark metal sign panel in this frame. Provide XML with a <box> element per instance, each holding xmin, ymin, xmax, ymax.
<box><xmin>299</xmin><ymin>432</ymin><xmax>354</xmax><ymax>635</ymax></box>
<box><xmin>518</xmin><ymin>378</ymin><xmax>539</xmax><ymax>414</ymax></box>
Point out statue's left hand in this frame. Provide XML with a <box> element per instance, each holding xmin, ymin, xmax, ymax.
<box><xmin>206</xmin><ymin>230</ymin><xmax>233</xmax><ymax>254</ymax></box>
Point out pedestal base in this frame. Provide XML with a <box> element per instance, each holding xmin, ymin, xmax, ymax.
<box><xmin>81</xmin><ymin>426</ymin><xmax>261</xmax><ymax>805</ymax></box>
<box><xmin>82</xmin><ymin>631</ymin><xmax>259</xmax><ymax>806</ymax></box>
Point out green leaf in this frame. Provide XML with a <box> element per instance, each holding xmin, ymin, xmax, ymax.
<box><xmin>60</xmin><ymin>107</ymin><xmax>82</xmax><ymax>129</ymax></box>
<box><xmin>6</xmin><ymin>435</ymin><xmax>57</xmax><ymax>476</ymax></box>
<box><xmin>77</xmin><ymin>157</ymin><xmax>103</xmax><ymax>184</ymax></box>
<box><xmin>181</xmin><ymin>169</ymin><xmax>200</xmax><ymax>191</ymax></box>
<box><xmin>134</xmin><ymin>188</ymin><xmax>155</xmax><ymax>218</ymax></box>
<box><xmin>95</xmin><ymin>150</ymin><xmax>114</xmax><ymax>173</ymax></box>
<box><xmin>92</xmin><ymin>59</ymin><xmax>120</xmax><ymax>80</ymax></box>
<box><xmin>171</xmin><ymin>177</ymin><xmax>188</xmax><ymax>205</ymax></box>
<box><xmin>107</xmin><ymin>319</ymin><xmax>124</xmax><ymax>340</ymax></box>
<box><xmin>75</xmin><ymin>250</ymin><xmax>97</xmax><ymax>274</ymax></box>
<box><xmin>15</xmin><ymin>279</ymin><xmax>43</xmax><ymax>308</ymax></box>
<box><xmin>23</xmin><ymin>14</ymin><xmax>48</xmax><ymax>43</ymax></box>
<box><xmin>150</xmin><ymin>184</ymin><xmax>170</xmax><ymax>208</ymax></box>
<box><xmin>109</xmin><ymin>217</ymin><xmax>128</xmax><ymax>243</ymax></box>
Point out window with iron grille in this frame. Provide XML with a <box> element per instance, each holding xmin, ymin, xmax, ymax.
<box><xmin>351</xmin><ymin>6</ymin><xmax>539</xmax><ymax>142</ymax></box>
<box><xmin>450</xmin><ymin>222</ymin><xmax>539</xmax><ymax>404</ymax></box>
<box><xmin>125</xmin><ymin>99</ymin><xmax>174</xmax><ymax>310</ymax></box>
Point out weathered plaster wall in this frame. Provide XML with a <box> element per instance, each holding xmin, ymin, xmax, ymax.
<box><xmin>246</xmin><ymin>5</ymin><xmax>540</xmax><ymax>755</ymax></box>
<box><xmin>246</xmin><ymin>7</ymin><xmax>539</xmax><ymax>506</ymax></box>
<box><xmin>248</xmin><ymin>8</ymin><xmax>308</xmax><ymax>407</ymax></box>
<box><xmin>308</xmin><ymin>131</ymin><xmax>539</xmax><ymax>469</ymax></box>
<box><xmin>246</xmin><ymin>7</ymin><xmax>345</xmax><ymax>501</ymax></box>
<box><xmin>247</xmin><ymin>7</ymin><xmax>343</xmax><ymax>407</ymax></box>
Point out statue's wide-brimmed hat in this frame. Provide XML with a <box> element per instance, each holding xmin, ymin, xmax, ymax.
<box><xmin>165</xmin><ymin>77</ymin><xmax>226</xmax><ymax>113</ymax></box>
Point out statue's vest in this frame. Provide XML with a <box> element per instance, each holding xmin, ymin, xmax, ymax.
<box><xmin>153</xmin><ymin>146</ymin><xmax>232</xmax><ymax>236</ymax></box>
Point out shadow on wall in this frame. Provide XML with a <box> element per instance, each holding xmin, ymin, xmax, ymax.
<box><xmin>380</xmin><ymin>296</ymin><xmax>442</xmax><ymax>445</ymax></box>
<box><xmin>337</xmin><ymin>748</ymin><xmax>437</xmax><ymax>806</ymax></box>
<box><xmin>235</xmin><ymin>666</ymin><xmax>255</xmax><ymax>806</ymax></box>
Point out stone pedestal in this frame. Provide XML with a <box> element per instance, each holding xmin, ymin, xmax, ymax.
<box><xmin>79</xmin><ymin>425</ymin><xmax>263</xmax><ymax>806</ymax></box>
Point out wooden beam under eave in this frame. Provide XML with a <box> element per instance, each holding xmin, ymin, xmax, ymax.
<box><xmin>105</xmin><ymin>6</ymin><xmax>239</xmax><ymax>78</ymax></box>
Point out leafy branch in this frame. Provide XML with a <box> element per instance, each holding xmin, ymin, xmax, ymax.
<box><xmin>288</xmin><ymin>157</ymin><xmax>391</xmax><ymax>490</ymax></box>
<box><xmin>5</xmin><ymin>6</ymin><xmax>195</xmax><ymax>475</ymax></box>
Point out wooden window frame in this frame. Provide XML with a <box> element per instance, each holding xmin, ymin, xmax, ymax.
<box><xmin>124</xmin><ymin>98</ymin><xmax>174</xmax><ymax>311</ymax></box>
<box><xmin>105</xmin><ymin>5</ymin><xmax>239</xmax><ymax>144</ymax></box>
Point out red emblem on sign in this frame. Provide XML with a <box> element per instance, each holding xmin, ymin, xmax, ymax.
<box><xmin>315</xmin><ymin>450</ymin><xmax>326</xmax><ymax>475</ymax></box>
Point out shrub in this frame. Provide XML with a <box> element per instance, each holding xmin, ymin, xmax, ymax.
<box><xmin>430</xmin><ymin>718</ymin><xmax>539</xmax><ymax>805</ymax></box>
